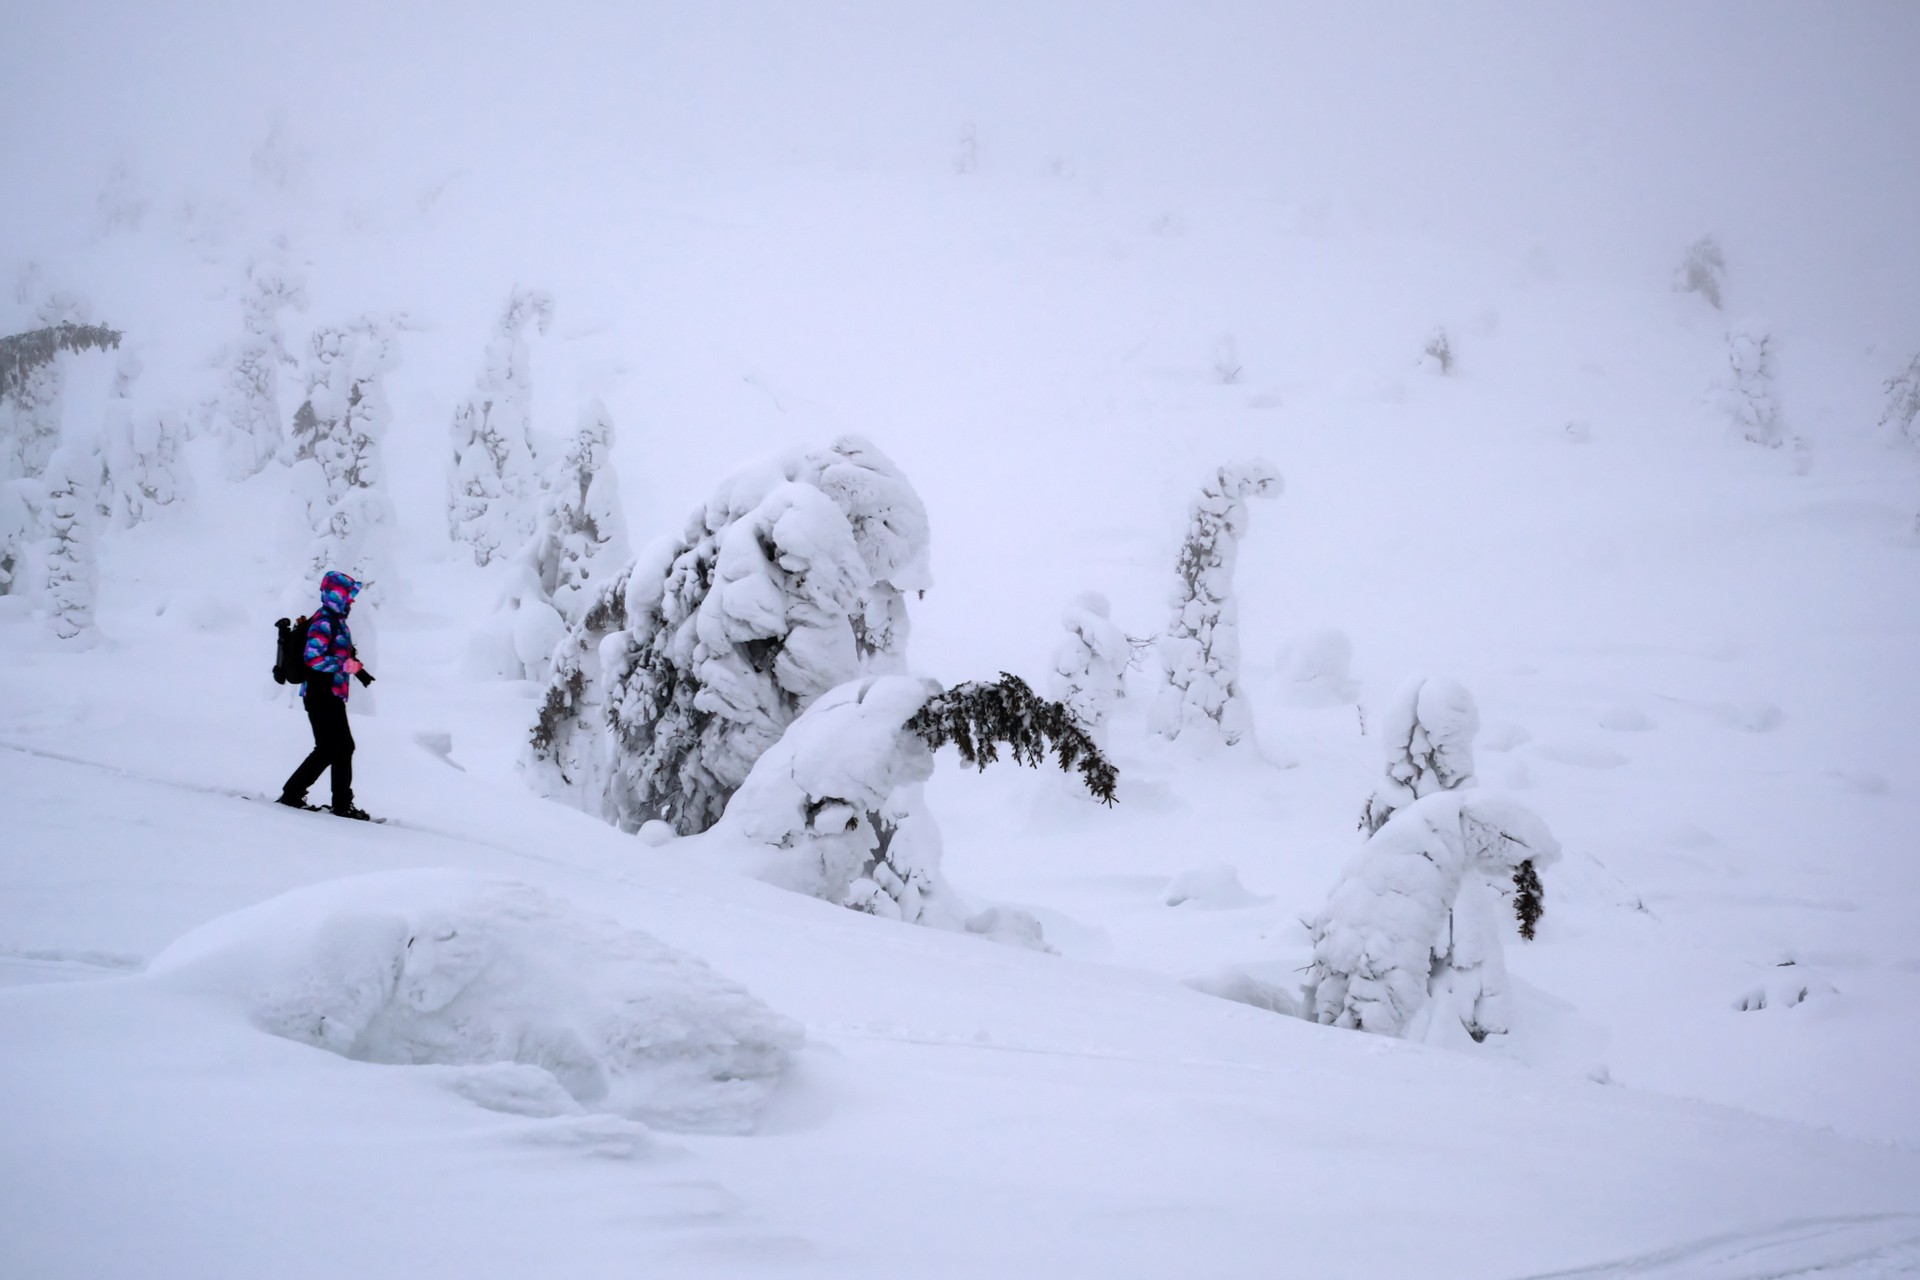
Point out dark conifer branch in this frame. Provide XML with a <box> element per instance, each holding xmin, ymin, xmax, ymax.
<box><xmin>906</xmin><ymin>672</ymin><xmax>1118</xmax><ymax>805</ymax></box>
<box><xmin>0</xmin><ymin>323</ymin><xmax>124</xmax><ymax>401</ymax></box>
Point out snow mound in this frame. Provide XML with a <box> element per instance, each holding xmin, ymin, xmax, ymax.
<box><xmin>1163</xmin><ymin>863</ymin><xmax>1261</xmax><ymax>909</ymax></box>
<box><xmin>148</xmin><ymin>870</ymin><xmax>803</xmax><ymax>1133</ymax></box>
<box><xmin>1274</xmin><ymin>628</ymin><xmax>1358</xmax><ymax>706</ymax></box>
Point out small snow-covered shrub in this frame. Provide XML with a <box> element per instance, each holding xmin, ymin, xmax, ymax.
<box><xmin>1881</xmin><ymin>353</ymin><xmax>1920</xmax><ymax>447</ymax></box>
<box><xmin>148</xmin><ymin>870</ymin><xmax>803</xmax><ymax>1134</ymax></box>
<box><xmin>1305</xmin><ymin>791</ymin><xmax>1560</xmax><ymax>1041</ymax></box>
<box><xmin>1423</xmin><ymin>327</ymin><xmax>1454</xmax><ymax>375</ymax></box>
<box><xmin>449</xmin><ymin>287</ymin><xmax>552</xmax><ymax>566</ymax></box>
<box><xmin>1152</xmin><ymin>459</ymin><xmax>1281</xmax><ymax>746</ymax></box>
<box><xmin>1675</xmin><ymin>236</ymin><xmax>1726</xmax><ymax>310</ymax></box>
<box><xmin>1049</xmin><ymin>591</ymin><xmax>1129</xmax><ymax>742</ymax></box>
<box><xmin>534</xmin><ymin>436</ymin><xmax>931</xmax><ymax>835</ymax></box>
<box><xmin>716</xmin><ymin>672</ymin><xmax>1116</xmax><ymax>927</ymax></box>
<box><xmin>1721</xmin><ymin>321</ymin><xmax>1782</xmax><ymax>447</ymax></box>
<box><xmin>1359</xmin><ymin>677</ymin><xmax>1480</xmax><ymax>835</ymax></box>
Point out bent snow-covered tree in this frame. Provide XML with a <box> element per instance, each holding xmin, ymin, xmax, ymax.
<box><xmin>1359</xmin><ymin>677</ymin><xmax>1479</xmax><ymax>835</ymax></box>
<box><xmin>1305</xmin><ymin>791</ymin><xmax>1560</xmax><ymax>1042</ymax></box>
<box><xmin>529</xmin><ymin>436</ymin><xmax>932</xmax><ymax>834</ymax></box>
<box><xmin>1152</xmin><ymin>459</ymin><xmax>1280</xmax><ymax>745</ymax></box>
<box><xmin>1049</xmin><ymin>591</ymin><xmax>1130</xmax><ymax>744</ymax></box>
<box><xmin>41</xmin><ymin>444</ymin><xmax>101</xmax><ymax>643</ymax></box>
<box><xmin>449</xmin><ymin>287</ymin><xmax>552</xmax><ymax>566</ymax></box>
<box><xmin>716</xmin><ymin>672</ymin><xmax>1116</xmax><ymax>926</ymax></box>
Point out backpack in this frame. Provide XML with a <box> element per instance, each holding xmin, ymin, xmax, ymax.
<box><xmin>273</xmin><ymin>616</ymin><xmax>312</xmax><ymax>687</ymax></box>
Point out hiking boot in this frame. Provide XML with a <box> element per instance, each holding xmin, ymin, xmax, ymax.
<box><xmin>276</xmin><ymin>793</ymin><xmax>309</xmax><ymax>809</ymax></box>
<box><xmin>330</xmin><ymin>804</ymin><xmax>372</xmax><ymax>821</ymax></box>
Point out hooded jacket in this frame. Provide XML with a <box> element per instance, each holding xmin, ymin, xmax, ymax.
<box><xmin>303</xmin><ymin>571</ymin><xmax>362</xmax><ymax>699</ymax></box>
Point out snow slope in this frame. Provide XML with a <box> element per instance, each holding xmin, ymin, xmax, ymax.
<box><xmin>6</xmin><ymin>4</ymin><xmax>1920</xmax><ymax>1275</ymax></box>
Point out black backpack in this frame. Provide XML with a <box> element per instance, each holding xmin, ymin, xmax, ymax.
<box><xmin>273</xmin><ymin>616</ymin><xmax>312</xmax><ymax>686</ymax></box>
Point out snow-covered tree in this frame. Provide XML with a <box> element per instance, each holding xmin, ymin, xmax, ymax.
<box><xmin>1049</xmin><ymin>591</ymin><xmax>1129</xmax><ymax>742</ymax></box>
<box><xmin>217</xmin><ymin>259</ymin><xmax>305</xmax><ymax>480</ymax></box>
<box><xmin>529</xmin><ymin>436</ymin><xmax>931</xmax><ymax>834</ymax></box>
<box><xmin>1881</xmin><ymin>353</ymin><xmax>1920</xmax><ymax>447</ymax></box>
<box><xmin>292</xmin><ymin>319</ymin><xmax>399</xmax><ymax>584</ymax></box>
<box><xmin>1151</xmin><ymin>459</ymin><xmax>1281</xmax><ymax>745</ymax></box>
<box><xmin>527</xmin><ymin>563</ymin><xmax>636</xmax><ymax>802</ymax></box>
<box><xmin>1722</xmin><ymin>321</ymin><xmax>1782</xmax><ymax>447</ymax></box>
<box><xmin>100</xmin><ymin>352</ymin><xmax>188</xmax><ymax>528</ymax></box>
<box><xmin>524</xmin><ymin>398</ymin><xmax>630</xmax><ymax>625</ymax></box>
<box><xmin>449</xmin><ymin>287</ymin><xmax>552</xmax><ymax>566</ymax></box>
<box><xmin>41</xmin><ymin>444</ymin><xmax>102</xmax><ymax>642</ymax></box>
<box><xmin>717</xmin><ymin>671</ymin><xmax>1115</xmax><ymax>925</ymax></box>
<box><xmin>0</xmin><ymin>311</ymin><xmax>120</xmax><ymax>480</ymax></box>
<box><xmin>1423</xmin><ymin>327</ymin><xmax>1454</xmax><ymax>374</ymax></box>
<box><xmin>0</xmin><ymin>479</ymin><xmax>34</xmax><ymax>596</ymax></box>
<box><xmin>1305</xmin><ymin>791</ymin><xmax>1560</xmax><ymax>1041</ymax></box>
<box><xmin>1359</xmin><ymin>677</ymin><xmax>1479</xmax><ymax>835</ymax></box>
<box><xmin>1676</xmin><ymin>236</ymin><xmax>1726</xmax><ymax>310</ymax></box>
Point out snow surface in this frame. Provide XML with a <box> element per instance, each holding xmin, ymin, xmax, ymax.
<box><xmin>6</xmin><ymin>4</ymin><xmax>1920</xmax><ymax>1275</ymax></box>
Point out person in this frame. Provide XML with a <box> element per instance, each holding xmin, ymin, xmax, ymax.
<box><xmin>278</xmin><ymin>570</ymin><xmax>373</xmax><ymax>820</ymax></box>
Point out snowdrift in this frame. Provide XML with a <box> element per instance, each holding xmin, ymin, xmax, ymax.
<box><xmin>147</xmin><ymin>869</ymin><xmax>802</xmax><ymax>1133</ymax></box>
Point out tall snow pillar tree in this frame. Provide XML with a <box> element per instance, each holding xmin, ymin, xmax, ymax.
<box><xmin>449</xmin><ymin>287</ymin><xmax>553</xmax><ymax>566</ymax></box>
<box><xmin>1151</xmin><ymin>459</ymin><xmax>1280</xmax><ymax>745</ymax></box>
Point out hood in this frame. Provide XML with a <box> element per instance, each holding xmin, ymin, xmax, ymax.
<box><xmin>318</xmin><ymin>570</ymin><xmax>362</xmax><ymax>616</ymax></box>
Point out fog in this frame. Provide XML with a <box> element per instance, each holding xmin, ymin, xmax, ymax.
<box><xmin>6</xmin><ymin>3</ymin><xmax>1917</xmax><ymax>333</ymax></box>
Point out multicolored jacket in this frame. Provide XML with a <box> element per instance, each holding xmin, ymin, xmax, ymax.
<box><xmin>303</xmin><ymin>571</ymin><xmax>362</xmax><ymax>700</ymax></box>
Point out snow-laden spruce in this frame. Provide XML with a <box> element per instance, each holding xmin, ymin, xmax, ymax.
<box><xmin>1152</xmin><ymin>459</ymin><xmax>1280</xmax><ymax>745</ymax></box>
<box><xmin>291</xmin><ymin>317</ymin><xmax>398</xmax><ymax>585</ymax></box>
<box><xmin>1359</xmin><ymin>677</ymin><xmax>1480</xmax><ymax>835</ymax></box>
<box><xmin>530</xmin><ymin>436</ymin><xmax>931</xmax><ymax>834</ymax></box>
<box><xmin>40</xmin><ymin>443</ymin><xmax>99</xmax><ymax>642</ymax></box>
<box><xmin>1305</xmin><ymin>791</ymin><xmax>1560</xmax><ymax>1041</ymax></box>
<box><xmin>146</xmin><ymin>870</ymin><xmax>804</xmax><ymax>1134</ymax></box>
<box><xmin>468</xmin><ymin>401</ymin><xmax>631</xmax><ymax>683</ymax></box>
<box><xmin>713</xmin><ymin>671</ymin><xmax>1114</xmax><ymax>929</ymax></box>
<box><xmin>1675</xmin><ymin>235</ymin><xmax>1727</xmax><ymax>310</ymax></box>
<box><xmin>1049</xmin><ymin>590</ymin><xmax>1129</xmax><ymax>742</ymax></box>
<box><xmin>215</xmin><ymin>258</ymin><xmax>305</xmax><ymax>481</ymax></box>
<box><xmin>100</xmin><ymin>351</ymin><xmax>188</xmax><ymax>528</ymax></box>
<box><xmin>523</xmin><ymin>398</ymin><xmax>630</xmax><ymax>626</ymax></box>
<box><xmin>0</xmin><ymin>480</ymin><xmax>30</xmax><ymax>596</ymax></box>
<box><xmin>448</xmin><ymin>287</ymin><xmax>552</xmax><ymax>566</ymax></box>
<box><xmin>1721</xmin><ymin>321</ymin><xmax>1782</xmax><ymax>448</ymax></box>
<box><xmin>1882</xmin><ymin>352</ymin><xmax>1920</xmax><ymax>447</ymax></box>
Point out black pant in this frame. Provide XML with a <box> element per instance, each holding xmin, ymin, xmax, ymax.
<box><xmin>283</xmin><ymin>689</ymin><xmax>354</xmax><ymax>809</ymax></box>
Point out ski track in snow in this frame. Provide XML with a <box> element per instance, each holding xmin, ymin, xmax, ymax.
<box><xmin>1509</xmin><ymin>1213</ymin><xmax>1920</xmax><ymax>1279</ymax></box>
